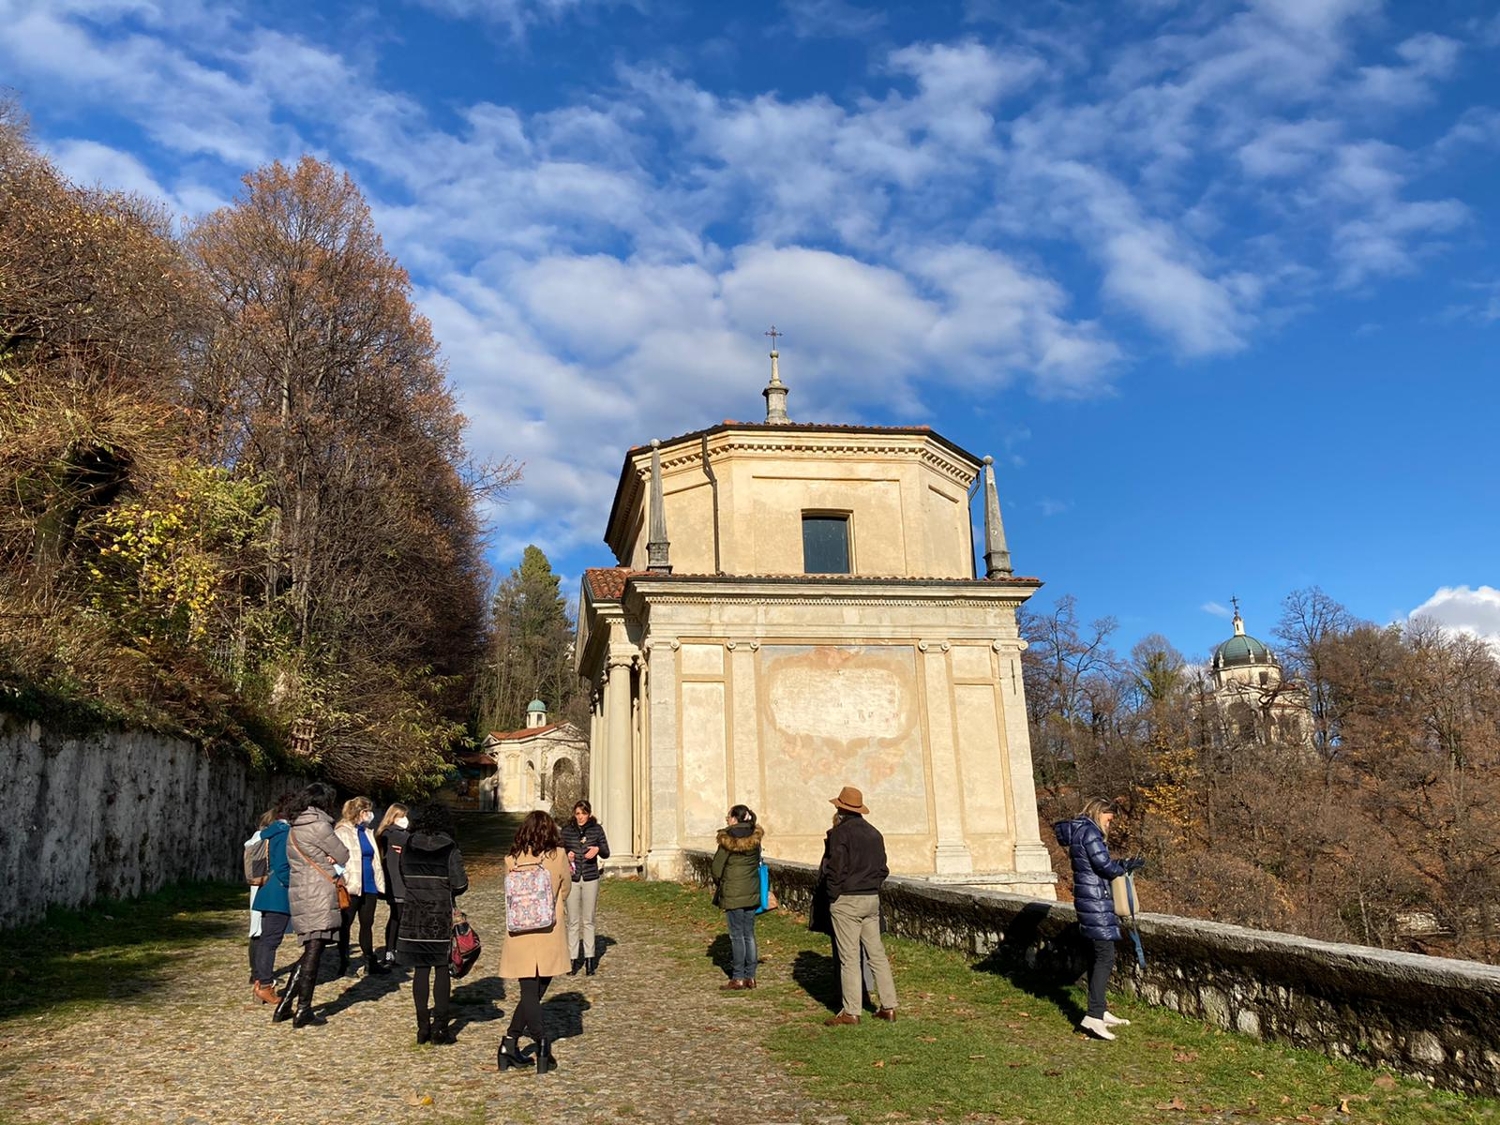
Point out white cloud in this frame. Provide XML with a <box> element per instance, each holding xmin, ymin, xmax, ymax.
<box><xmin>1350</xmin><ymin>33</ymin><xmax>1461</xmax><ymax>108</ymax></box>
<box><xmin>408</xmin><ymin>0</ymin><xmax>635</xmax><ymax>36</ymax></box>
<box><xmin>1201</xmin><ymin>601</ymin><xmax>1233</xmax><ymax>618</ymax></box>
<box><xmin>783</xmin><ymin>0</ymin><xmax>885</xmax><ymax>39</ymax></box>
<box><xmin>1409</xmin><ymin>586</ymin><xmax>1500</xmax><ymax>647</ymax></box>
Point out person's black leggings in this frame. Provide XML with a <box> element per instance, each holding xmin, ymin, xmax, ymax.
<box><xmin>1087</xmin><ymin>938</ymin><xmax>1116</xmax><ymax>1018</ymax></box>
<box><xmin>339</xmin><ymin>894</ymin><xmax>380</xmax><ymax>964</ymax></box>
<box><xmin>505</xmin><ymin>975</ymin><xmax>552</xmax><ymax>1041</ymax></box>
<box><xmin>384</xmin><ymin>899</ymin><xmax>402</xmax><ymax>959</ymax></box>
<box><xmin>413</xmin><ymin>964</ymin><xmax>451</xmax><ymax>1026</ymax></box>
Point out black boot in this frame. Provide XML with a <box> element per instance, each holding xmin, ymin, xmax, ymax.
<box><xmin>292</xmin><ymin>941</ymin><xmax>326</xmax><ymax>1027</ymax></box>
<box><xmin>272</xmin><ymin>964</ymin><xmax>301</xmax><ymax>1023</ymax></box>
<box><xmin>497</xmin><ymin>1035</ymin><xmax>527</xmax><ymax>1072</ymax></box>
<box><xmin>416</xmin><ymin>1007</ymin><xmax>431</xmax><ymax>1045</ymax></box>
<box><xmin>584</xmin><ymin>956</ymin><xmax>596</xmax><ymax>976</ymax></box>
<box><xmin>535</xmin><ymin>1038</ymin><xmax>557</xmax><ymax>1074</ymax></box>
<box><xmin>568</xmin><ymin>942</ymin><xmax>583</xmax><ymax>975</ymax></box>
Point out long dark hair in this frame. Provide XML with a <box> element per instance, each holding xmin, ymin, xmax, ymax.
<box><xmin>509</xmin><ymin>810</ymin><xmax>562</xmax><ymax>858</ymax></box>
<box><xmin>295</xmin><ymin>781</ymin><xmax>338</xmax><ymax>816</ymax></box>
<box><xmin>728</xmin><ymin>804</ymin><xmax>756</xmax><ymax>827</ymax></box>
<box><xmin>409</xmin><ymin>802</ymin><xmax>454</xmax><ymax>838</ymax></box>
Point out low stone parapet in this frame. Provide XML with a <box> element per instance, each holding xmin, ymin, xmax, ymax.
<box><xmin>682</xmin><ymin>850</ymin><xmax>1500</xmax><ymax>1096</ymax></box>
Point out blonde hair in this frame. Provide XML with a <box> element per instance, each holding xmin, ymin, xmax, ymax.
<box><xmin>1080</xmin><ymin>797</ymin><xmax>1117</xmax><ymax>833</ymax></box>
<box><xmin>339</xmin><ymin>796</ymin><xmax>373</xmax><ymax>825</ymax></box>
<box><xmin>375</xmin><ymin>802</ymin><xmax>408</xmax><ymax>839</ymax></box>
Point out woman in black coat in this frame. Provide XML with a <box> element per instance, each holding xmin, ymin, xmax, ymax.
<box><xmin>396</xmin><ymin>803</ymin><xmax>469</xmax><ymax>1044</ymax></box>
<box><xmin>559</xmin><ymin>800</ymin><xmax>610</xmax><ymax>975</ymax></box>
<box><xmin>1054</xmin><ymin>797</ymin><xmax>1142</xmax><ymax>1041</ymax></box>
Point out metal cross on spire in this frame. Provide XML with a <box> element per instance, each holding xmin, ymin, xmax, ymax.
<box><xmin>762</xmin><ymin>324</ymin><xmax>790</xmax><ymax>423</ymax></box>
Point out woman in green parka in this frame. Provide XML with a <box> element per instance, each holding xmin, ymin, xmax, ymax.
<box><xmin>711</xmin><ymin>804</ymin><xmax>763</xmax><ymax>991</ymax></box>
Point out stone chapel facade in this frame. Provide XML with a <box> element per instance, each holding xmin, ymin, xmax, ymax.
<box><xmin>575</xmin><ymin>348</ymin><xmax>1056</xmax><ymax>897</ymax></box>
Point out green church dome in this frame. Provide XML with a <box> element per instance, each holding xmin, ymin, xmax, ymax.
<box><xmin>526</xmin><ymin>699</ymin><xmax>548</xmax><ymax>713</ymax></box>
<box><xmin>1212</xmin><ymin>609</ymin><xmax>1273</xmax><ymax>669</ymax></box>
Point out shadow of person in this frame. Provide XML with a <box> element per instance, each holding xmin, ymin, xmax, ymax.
<box><xmin>316</xmin><ymin>962</ymin><xmax>403</xmax><ymax>1016</ymax></box>
<box><xmin>969</xmin><ymin>914</ymin><xmax>1088</xmax><ymax>1026</ymax></box>
<box><xmin>791</xmin><ymin>948</ymin><xmax>843</xmax><ymax>1013</ymax></box>
<box><xmin>451</xmin><ymin>972</ymin><xmax>509</xmax><ymax>1032</ymax></box>
<box><xmin>706</xmin><ymin>932</ymin><xmax>732</xmax><ymax>977</ymax></box>
<box><xmin>540</xmin><ymin>990</ymin><xmax>592</xmax><ymax>1041</ymax></box>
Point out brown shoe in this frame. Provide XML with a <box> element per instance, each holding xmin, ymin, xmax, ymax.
<box><xmin>874</xmin><ymin>1007</ymin><xmax>897</xmax><ymax>1022</ymax></box>
<box><xmin>252</xmin><ymin>982</ymin><xmax>278</xmax><ymax>1005</ymax></box>
<box><xmin>824</xmin><ymin>1012</ymin><xmax>860</xmax><ymax>1026</ymax></box>
<box><xmin>742</xmin><ymin>979</ymin><xmax>757</xmax><ymax>989</ymax></box>
<box><xmin>719</xmin><ymin>979</ymin><xmax>745</xmax><ymax>991</ymax></box>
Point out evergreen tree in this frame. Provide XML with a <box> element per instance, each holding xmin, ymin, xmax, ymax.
<box><xmin>475</xmin><ymin>546</ymin><xmax>579</xmax><ymax>734</ymax></box>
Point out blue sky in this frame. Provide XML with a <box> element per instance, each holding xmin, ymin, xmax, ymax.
<box><xmin>5</xmin><ymin>0</ymin><xmax>1498</xmax><ymax>660</ymax></box>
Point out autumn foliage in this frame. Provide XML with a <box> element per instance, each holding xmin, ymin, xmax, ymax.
<box><xmin>1023</xmin><ymin>589</ymin><xmax>1500</xmax><ymax>963</ymax></box>
<box><xmin>0</xmin><ymin>103</ymin><xmax>516</xmax><ymax>794</ymax></box>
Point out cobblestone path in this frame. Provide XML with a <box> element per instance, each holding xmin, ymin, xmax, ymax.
<box><xmin>0</xmin><ymin>819</ymin><xmax>846</xmax><ymax>1125</ymax></box>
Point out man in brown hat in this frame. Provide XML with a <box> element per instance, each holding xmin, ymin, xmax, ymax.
<box><xmin>821</xmin><ymin>785</ymin><xmax>897</xmax><ymax>1025</ymax></box>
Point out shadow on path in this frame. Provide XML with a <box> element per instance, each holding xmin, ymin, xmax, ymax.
<box><xmin>541</xmin><ymin>990</ymin><xmax>592</xmax><ymax>1041</ymax></box>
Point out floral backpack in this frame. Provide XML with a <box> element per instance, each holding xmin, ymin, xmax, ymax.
<box><xmin>504</xmin><ymin>860</ymin><xmax>555</xmax><ymax>934</ymax></box>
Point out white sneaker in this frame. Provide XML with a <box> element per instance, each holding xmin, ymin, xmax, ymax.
<box><xmin>1079</xmin><ymin>1016</ymin><xmax>1116</xmax><ymax>1040</ymax></box>
<box><xmin>1101</xmin><ymin>1011</ymin><xmax>1131</xmax><ymax>1027</ymax></box>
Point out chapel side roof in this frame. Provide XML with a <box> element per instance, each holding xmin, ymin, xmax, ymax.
<box><xmin>603</xmin><ymin>420</ymin><xmax>985</xmax><ymax>560</ymax></box>
<box><xmin>484</xmin><ymin>722</ymin><xmax>564</xmax><ymax>743</ymax></box>
<box><xmin>581</xmin><ymin>566</ymin><xmax>1042</xmax><ymax>605</ymax></box>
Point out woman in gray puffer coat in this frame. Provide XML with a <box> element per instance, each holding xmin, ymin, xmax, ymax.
<box><xmin>284</xmin><ymin>782</ymin><xmax>349</xmax><ymax>1027</ymax></box>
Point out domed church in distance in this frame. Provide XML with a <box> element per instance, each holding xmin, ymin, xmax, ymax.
<box><xmin>1208</xmin><ymin>600</ymin><xmax>1309</xmax><ymax>747</ymax></box>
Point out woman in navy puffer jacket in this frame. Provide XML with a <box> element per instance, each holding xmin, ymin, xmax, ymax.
<box><xmin>1054</xmin><ymin>798</ymin><xmax>1142</xmax><ymax>1040</ymax></box>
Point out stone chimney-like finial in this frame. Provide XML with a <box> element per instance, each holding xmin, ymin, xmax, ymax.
<box><xmin>762</xmin><ymin>325</ymin><xmax>790</xmax><ymax>424</ymax></box>
<box><xmin>982</xmin><ymin>455</ymin><xmax>1013</xmax><ymax>578</ymax></box>
<box><xmin>647</xmin><ymin>438</ymin><xmax>672</xmax><ymax>574</ymax></box>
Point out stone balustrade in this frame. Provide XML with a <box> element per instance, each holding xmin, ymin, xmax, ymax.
<box><xmin>682</xmin><ymin>851</ymin><xmax>1500</xmax><ymax>1096</ymax></box>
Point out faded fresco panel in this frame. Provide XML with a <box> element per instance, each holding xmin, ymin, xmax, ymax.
<box><xmin>759</xmin><ymin>645</ymin><xmax>928</xmax><ymax>837</ymax></box>
<box><xmin>681</xmin><ymin>681</ymin><xmax>729</xmax><ymax>839</ymax></box>
<box><xmin>680</xmin><ymin>643</ymin><xmax>724</xmax><ymax>677</ymax></box>
<box><xmin>954</xmin><ymin>683</ymin><xmax>1008</xmax><ymax>834</ymax></box>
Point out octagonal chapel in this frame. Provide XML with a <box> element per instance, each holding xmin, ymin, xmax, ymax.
<box><xmin>575</xmin><ymin>344</ymin><xmax>1057</xmax><ymax>897</ymax></box>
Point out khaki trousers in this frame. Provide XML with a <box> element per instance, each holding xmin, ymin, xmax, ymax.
<box><xmin>829</xmin><ymin>893</ymin><xmax>896</xmax><ymax>1016</ymax></box>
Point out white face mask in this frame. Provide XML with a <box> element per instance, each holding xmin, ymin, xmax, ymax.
<box><xmin>361</xmin><ymin>812</ymin><xmax>374</xmax><ymax>825</ymax></box>
<box><xmin>395</xmin><ymin>816</ymin><xmax>409</xmax><ymax>829</ymax></box>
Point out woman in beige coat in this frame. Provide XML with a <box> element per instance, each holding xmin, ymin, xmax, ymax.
<box><xmin>497</xmin><ymin>810</ymin><xmax>570</xmax><ymax>1075</ymax></box>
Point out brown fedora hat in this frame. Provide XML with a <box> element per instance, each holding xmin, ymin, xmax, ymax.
<box><xmin>830</xmin><ymin>785</ymin><xmax>870</xmax><ymax>815</ymax></box>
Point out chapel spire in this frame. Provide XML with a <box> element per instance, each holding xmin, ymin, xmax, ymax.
<box><xmin>982</xmin><ymin>455</ymin><xmax>1013</xmax><ymax>578</ymax></box>
<box><xmin>646</xmin><ymin>438</ymin><xmax>672</xmax><ymax>574</ymax></box>
<box><xmin>762</xmin><ymin>325</ymin><xmax>790</xmax><ymax>424</ymax></box>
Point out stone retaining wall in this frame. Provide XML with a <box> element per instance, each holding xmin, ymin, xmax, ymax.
<box><xmin>682</xmin><ymin>851</ymin><xmax>1500</xmax><ymax>1096</ymax></box>
<box><xmin>0</xmin><ymin>711</ymin><xmax>298</xmax><ymax>928</ymax></box>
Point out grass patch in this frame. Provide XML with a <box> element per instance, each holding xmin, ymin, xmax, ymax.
<box><xmin>0</xmin><ymin>880</ymin><xmax>246</xmax><ymax>1020</ymax></box>
<box><xmin>603</xmin><ymin>879</ymin><xmax>1499</xmax><ymax>1125</ymax></box>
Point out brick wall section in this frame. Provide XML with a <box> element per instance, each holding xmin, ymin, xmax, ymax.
<box><xmin>681</xmin><ymin>851</ymin><xmax>1500</xmax><ymax>1096</ymax></box>
<box><xmin>1</xmin><ymin>712</ymin><xmax>299</xmax><ymax>928</ymax></box>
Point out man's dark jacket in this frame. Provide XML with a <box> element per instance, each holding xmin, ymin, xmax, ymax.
<box><xmin>822</xmin><ymin>814</ymin><xmax>889</xmax><ymax>900</ymax></box>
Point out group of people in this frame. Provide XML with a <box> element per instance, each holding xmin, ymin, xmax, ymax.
<box><xmin>245</xmin><ymin>789</ymin><xmax>610</xmax><ymax>1069</ymax></box>
<box><xmin>708</xmin><ymin>785</ymin><xmax>900</xmax><ymax>1025</ymax></box>
<box><xmin>708</xmin><ymin>784</ymin><xmax>1141</xmax><ymax>1041</ymax></box>
<box><xmin>247</xmin><ymin>780</ymin><xmax>1139</xmax><ymax>1065</ymax></box>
